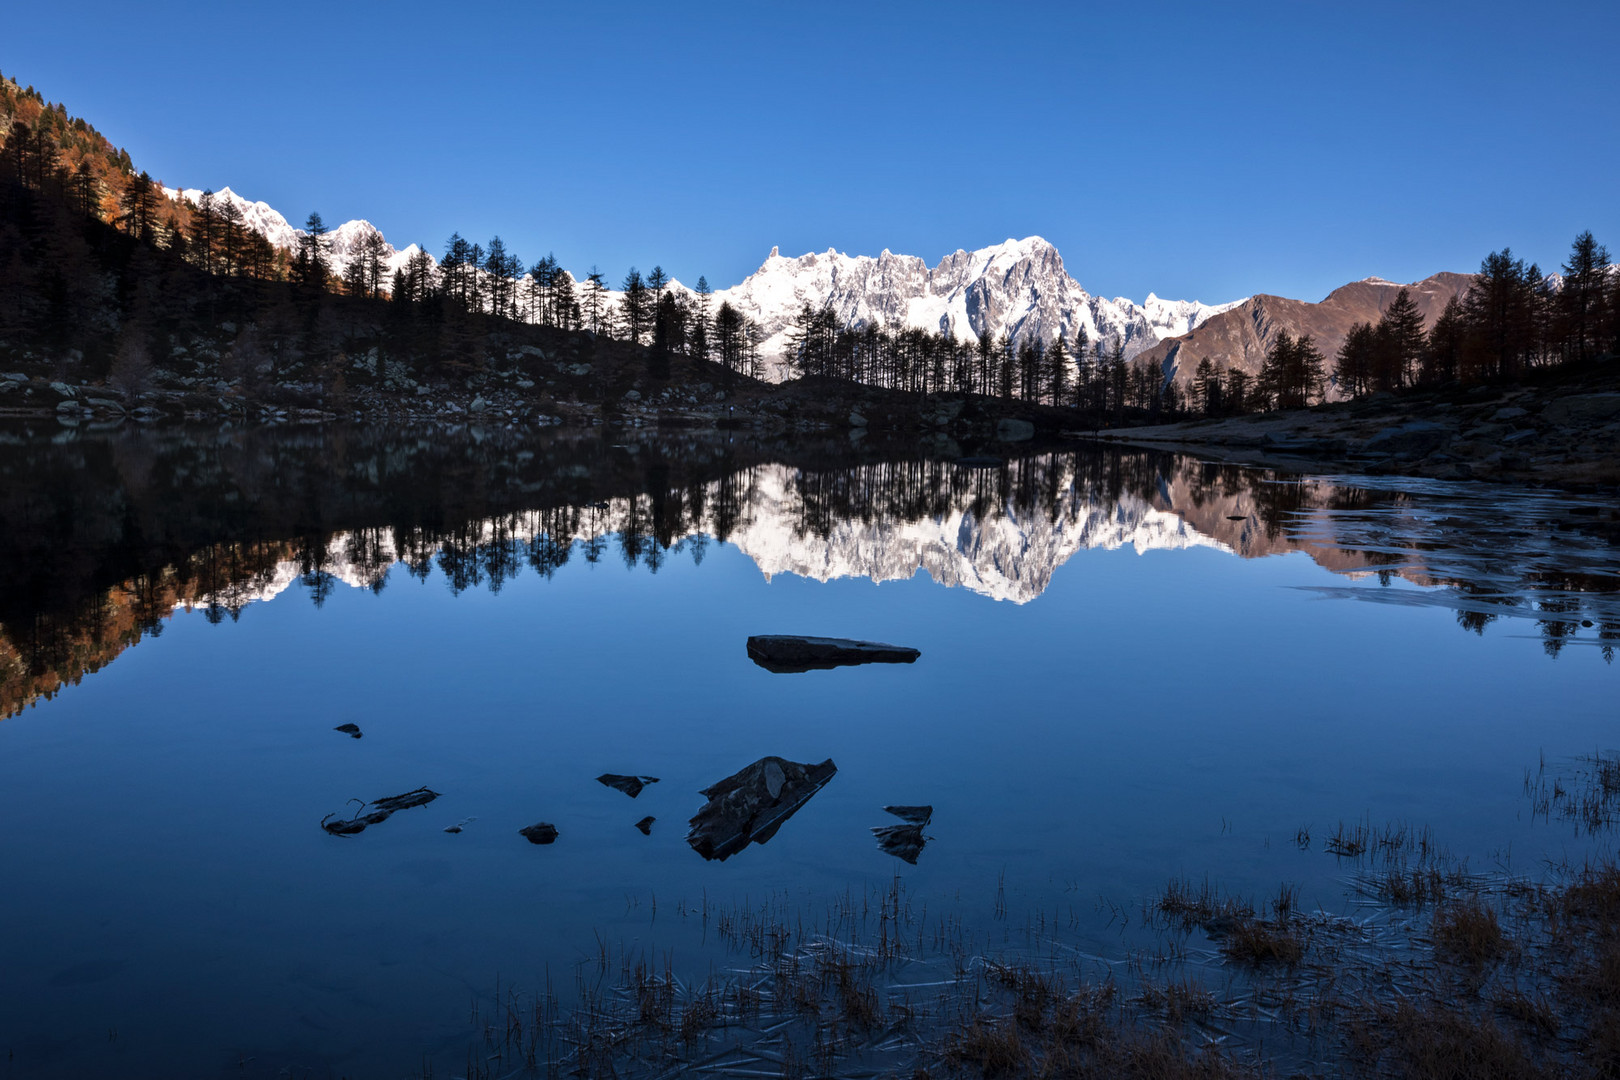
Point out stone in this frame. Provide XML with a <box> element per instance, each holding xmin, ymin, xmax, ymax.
<box><xmin>320</xmin><ymin>787</ymin><xmax>439</xmax><ymax>837</ymax></box>
<box><xmin>746</xmin><ymin>635</ymin><xmax>921</xmax><ymax>673</ymax></box>
<box><xmin>634</xmin><ymin>816</ymin><xmax>655</xmax><ymax>835</ymax></box>
<box><xmin>995</xmin><ymin>417</ymin><xmax>1035</xmax><ymax>442</ymax></box>
<box><xmin>520</xmin><ymin>822</ymin><xmax>559</xmax><ymax>845</ymax></box>
<box><xmin>686</xmin><ymin>756</ymin><xmax>837</xmax><ymax>862</ymax></box>
<box><xmin>1543</xmin><ymin>393</ymin><xmax>1620</xmax><ymax>425</ymax></box>
<box><xmin>597</xmin><ymin>773</ymin><xmax>660</xmax><ymax>798</ymax></box>
<box><xmin>333</xmin><ymin>723</ymin><xmax>362</xmax><ymax>739</ymax></box>
<box><xmin>1491</xmin><ymin>406</ymin><xmax>1529</xmax><ymax>422</ymax></box>
<box><xmin>1362</xmin><ymin>421</ymin><xmax>1450</xmax><ymax>458</ymax></box>
<box><xmin>469</xmin><ymin>396</ymin><xmax>487</xmax><ymax>413</ymax></box>
<box><xmin>848</xmin><ymin>410</ymin><xmax>868</xmax><ymax>427</ymax></box>
<box><xmin>515</xmin><ymin>379</ymin><xmax>535</xmax><ymax>390</ymax></box>
<box><xmin>49</xmin><ymin>381</ymin><xmax>76</xmax><ymax>398</ymax></box>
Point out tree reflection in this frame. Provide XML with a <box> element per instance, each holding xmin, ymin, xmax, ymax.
<box><xmin>2</xmin><ymin>424</ymin><xmax>1616</xmax><ymax>719</ymax></box>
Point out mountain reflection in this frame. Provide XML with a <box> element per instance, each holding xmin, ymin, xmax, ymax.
<box><xmin>1</xmin><ymin>424</ymin><xmax>1616</xmax><ymax>718</ymax></box>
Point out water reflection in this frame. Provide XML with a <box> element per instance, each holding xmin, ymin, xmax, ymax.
<box><xmin>1</xmin><ymin>424</ymin><xmax>1616</xmax><ymax>721</ymax></box>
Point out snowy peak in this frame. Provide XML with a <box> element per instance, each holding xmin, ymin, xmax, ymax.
<box><xmin>708</xmin><ymin>237</ymin><xmax>1243</xmax><ymax>379</ymax></box>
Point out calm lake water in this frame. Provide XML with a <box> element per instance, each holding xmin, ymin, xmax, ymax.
<box><xmin>0</xmin><ymin>422</ymin><xmax>1616</xmax><ymax>1078</ymax></box>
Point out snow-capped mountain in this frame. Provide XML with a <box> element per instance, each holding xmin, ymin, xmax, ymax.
<box><xmin>162</xmin><ymin>186</ymin><xmax>428</xmax><ymax>281</ymax></box>
<box><xmin>161</xmin><ymin>187</ymin><xmax>1240</xmax><ymax>379</ymax></box>
<box><xmin>697</xmin><ymin>238</ymin><xmax>1242</xmax><ymax>379</ymax></box>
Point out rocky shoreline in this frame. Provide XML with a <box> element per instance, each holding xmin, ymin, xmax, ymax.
<box><xmin>1082</xmin><ymin>369</ymin><xmax>1620</xmax><ymax>490</ymax></box>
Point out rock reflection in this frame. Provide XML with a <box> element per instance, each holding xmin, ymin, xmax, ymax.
<box><xmin>873</xmin><ymin>805</ymin><xmax>933</xmax><ymax>864</ymax></box>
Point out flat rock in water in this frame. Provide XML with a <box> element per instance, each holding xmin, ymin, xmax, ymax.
<box><xmin>597</xmin><ymin>773</ymin><xmax>660</xmax><ymax>798</ymax></box>
<box><xmin>333</xmin><ymin>723</ymin><xmax>362</xmax><ymax>739</ymax></box>
<box><xmin>321</xmin><ymin>786</ymin><xmax>440</xmax><ymax>837</ymax></box>
<box><xmin>687</xmin><ymin>756</ymin><xmax>837</xmax><ymax>861</ymax></box>
<box><xmin>634</xmin><ymin>816</ymin><xmax>655</xmax><ymax>835</ymax></box>
<box><xmin>746</xmin><ymin>635</ymin><xmax>920</xmax><ymax>674</ymax></box>
<box><xmin>520</xmin><ymin>822</ymin><xmax>559</xmax><ymax>845</ymax></box>
<box><xmin>882</xmin><ymin>804</ymin><xmax>933</xmax><ymax>825</ymax></box>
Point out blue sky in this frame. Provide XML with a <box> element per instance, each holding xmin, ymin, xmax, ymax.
<box><xmin>6</xmin><ymin>1</ymin><xmax>1617</xmax><ymax>303</ymax></box>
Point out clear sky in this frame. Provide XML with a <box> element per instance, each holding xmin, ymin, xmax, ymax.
<box><xmin>5</xmin><ymin>1</ymin><xmax>1617</xmax><ymax>304</ymax></box>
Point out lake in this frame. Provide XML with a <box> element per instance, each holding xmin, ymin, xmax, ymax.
<box><xmin>0</xmin><ymin>421</ymin><xmax>1615</xmax><ymax>1078</ymax></box>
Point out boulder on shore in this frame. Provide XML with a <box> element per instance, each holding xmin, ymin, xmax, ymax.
<box><xmin>686</xmin><ymin>756</ymin><xmax>837</xmax><ymax>862</ymax></box>
<box><xmin>746</xmin><ymin>635</ymin><xmax>920</xmax><ymax>673</ymax></box>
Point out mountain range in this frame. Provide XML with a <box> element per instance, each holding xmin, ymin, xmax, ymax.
<box><xmin>161</xmin><ymin>187</ymin><xmax>1493</xmax><ymax>391</ymax></box>
<box><xmin>162</xmin><ymin>187</ymin><xmax>1242</xmax><ymax>380</ymax></box>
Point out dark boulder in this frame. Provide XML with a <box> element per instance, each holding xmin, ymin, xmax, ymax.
<box><xmin>520</xmin><ymin>822</ymin><xmax>559</xmax><ymax>845</ymax></box>
<box><xmin>746</xmin><ymin>635</ymin><xmax>920</xmax><ymax>674</ymax></box>
<box><xmin>634</xmin><ymin>816</ymin><xmax>655</xmax><ymax>835</ymax></box>
<box><xmin>687</xmin><ymin>756</ymin><xmax>837</xmax><ymax>861</ymax></box>
<box><xmin>333</xmin><ymin>723</ymin><xmax>362</xmax><ymax>739</ymax></box>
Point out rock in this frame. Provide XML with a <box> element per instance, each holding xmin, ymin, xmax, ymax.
<box><xmin>1362</xmin><ymin>421</ymin><xmax>1450</xmax><ymax>458</ymax></box>
<box><xmin>333</xmin><ymin>723</ymin><xmax>362</xmax><ymax>739</ymax></box>
<box><xmin>848</xmin><ymin>410</ymin><xmax>868</xmax><ymax>427</ymax></box>
<box><xmin>0</xmin><ymin>372</ymin><xmax>27</xmax><ymax>382</ymax></box>
<box><xmin>634</xmin><ymin>816</ymin><xmax>655</xmax><ymax>835</ymax></box>
<box><xmin>320</xmin><ymin>786</ymin><xmax>439</xmax><ymax>837</ymax></box>
<box><xmin>597</xmin><ymin>773</ymin><xmax>660</xmax><ymax>798</ymax></box>
<box><xmin>623</xmin><ymin>389</ymin><xmax>641</xmax><ymax>402</ymax></box>
<box><xmin>520</xmin><ymin>822</ymin><xmax>559</xmax><ymax>845</ymax></box>
<box><xmin>85</xmin><ymin>398</ymin><xmax>124</xmax><ymax>412</ymax></box>
<box><xmin>1491</xmin><ymin>406</ymin><xmax>1529</xmax><ymax>422</ymax></box>
<box><xmin>1502</xmin><ymin>429</ymin><xmax>1538</xmax><ymax>443</ymax></box>
<box><xmin>515</xmin><ymin>379</ymin><xmax>535</xmax><ymax>390</ymax></box>
<box><xmin>995</xmin><ymin>417</ymin><xmax>1035</xmax><ymax>442</ymax></box>
<box><xmin>415</xmin><ymin>385</ymin><xmax>431</xmax><ymax>396</ymax></box>
<box><xmin>1543</xmin><ymin>393</ymin><xmax>1620</xmax><ymax>425</ymax></box>
<box><xmin>746</xmin><ymin>635</ymin><xmax>921</xmax><ymax>673</ymax></box>
<box><xmin>48</xmin><ymin>381</ymin><xmax>76</xmax><ymax>399</ymax></box>
<box><xmin>469</xmin><ymin>396</ymin><xmax>487</xmax><ymax>413</ymax></box>
<box><xmin>55</xmin><ymin>400</ymin><xmax>84</xmax><ymax>413</ymax></box>
<box><xmin>882</xmin><ymin>805</ymin><xmax>933</xmax><ymax>825</ymax></box>
<box><xmin>686</xmin><ymin>756</ymin><xmax>837</xmax><ymax>862</ymax></box>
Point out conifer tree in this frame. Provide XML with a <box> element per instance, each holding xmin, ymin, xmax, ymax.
<box><xmin>1560</xmin><ymin>230</ymin><xmax>1611</xmax><ymax>365</ymax></box>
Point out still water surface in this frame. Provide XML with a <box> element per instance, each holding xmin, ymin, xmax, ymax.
<box><xmin>0</xmin><ymin>424</ymin><xmax>1615</xmax><ymax>1077</ymax></box>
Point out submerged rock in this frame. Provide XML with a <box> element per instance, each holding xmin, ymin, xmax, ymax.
<box><xmin>520</xmin><ymin>822</ymin><xmax>559</xmax><ymax>845</ymax></box>
<box><xmin>634</xmin><ymin>816</ymin><xmax>655</xmax><ymax>835</ymax></box>
<box><xmin>321</xmin><ymin>786</ymin><xmax>440</xmax><ymax>837</ymax></box>
<box><xmin>687</xmin><ymin>756</ymin><xmax>837</xmax><ymax>861</ymax></box>
<box><xmin>882</xmin><ymin>804</ymin><xmax>933</xmax><ymax>825</ymax></box>
<box><xmin>333</xmin><ymin>723</ymin><xmax>362</xmax><ymax>739</ymax></box>
<box><xmin>746</xmin><ymin>635</ymin><xmax>920</xmax><ymax>674</ymax></box>
<box><xmin>597</xmin><ymin>773</ymin><xmax>660</xmax><ymax>798</ymax></box>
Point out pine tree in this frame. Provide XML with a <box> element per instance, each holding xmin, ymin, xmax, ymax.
<box><xmin>1334</xmin><ymin>322</ymin><xmax>1377</xmax><ymax>397</ymax></box>
<box><xmin>1559</xmin><ymin>230</ymin><xmax>1611</xmax><ymax>365</ymax></box>
<box><xmin>1375</xmin><ymin>287</ymin><xmax>1425</xmax><ymax>389</ymax></box>
<box><xmin>620</xmin><ymin>267</ymin><xmax>649</xmax><ymax>343</ymax></box>
<box><xmin>291</xmin><ymin>211</ymin><xmax>330</xmax><ymax>297</ymax></box>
